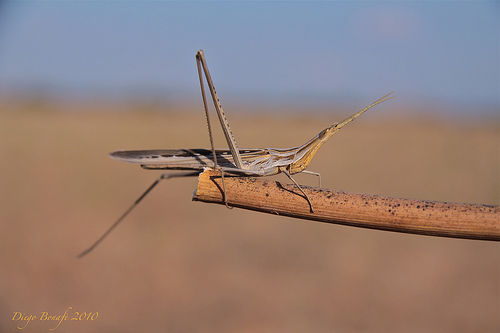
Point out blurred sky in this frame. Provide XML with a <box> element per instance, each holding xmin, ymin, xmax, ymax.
<box><xmin>0</xmin><ymin>1</ymin><xmax>498</xmax><ymax>114</ymax></box>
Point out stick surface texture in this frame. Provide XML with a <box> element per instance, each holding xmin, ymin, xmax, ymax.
<box><xmin>193</xmin><ymin>170</ymin><xmax>499</xmax><ymax>241</ymax></box>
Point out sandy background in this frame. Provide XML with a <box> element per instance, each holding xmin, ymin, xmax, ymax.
<box><xmin>1</xmin><ymin>100</ymin><xmax>498</xmax><ymax>332</ymax></box>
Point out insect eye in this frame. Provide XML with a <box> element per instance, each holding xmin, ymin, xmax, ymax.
<box><xmin>318</xmin><ymin>129</ymin><xmax>328</xmax><ymax>140</ymax></box>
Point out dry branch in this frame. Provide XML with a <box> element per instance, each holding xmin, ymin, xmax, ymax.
<box><xmin>193</xmin><ymin>170</ymin><xmax>500</xmax><ymax>241</ymax></box>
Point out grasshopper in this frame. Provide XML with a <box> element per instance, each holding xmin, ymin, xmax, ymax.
<box><xmin>78</xmin><ymin>50</ymin><xmax>393</xmax><ymax>258</ymax></box>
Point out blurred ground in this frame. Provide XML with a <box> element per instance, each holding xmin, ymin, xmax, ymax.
<box><xmin>0</xmin><ymin>100</ymin><xmax>498</xmax><ymax>332</ymax></box>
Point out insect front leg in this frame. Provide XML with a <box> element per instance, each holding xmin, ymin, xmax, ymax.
<box><xmin>301</xmin><ymin>170</ymin><xmax>321</xmax><ymax>188</ymax></box>
<box><xmin>280</xmin><ymin>167</ymin><xmax>315</xmax><ymax>213</ymax></box>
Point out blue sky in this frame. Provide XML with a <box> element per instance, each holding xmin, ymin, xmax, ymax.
<box><xmin>0</xmin><ymin>1</ymin><xmax>498</xmax><ymax>114</ymax></box>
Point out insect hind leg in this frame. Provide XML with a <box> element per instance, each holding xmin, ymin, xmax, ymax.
<box><xmin>77</xmin><ymin>171</ymin><xmax>199</xmax><ymax>258</ymax></box>
<box><xmin>217</xmin><ymin>168</ymin><xmax>234</xmax><ymax>210</ymax></box>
